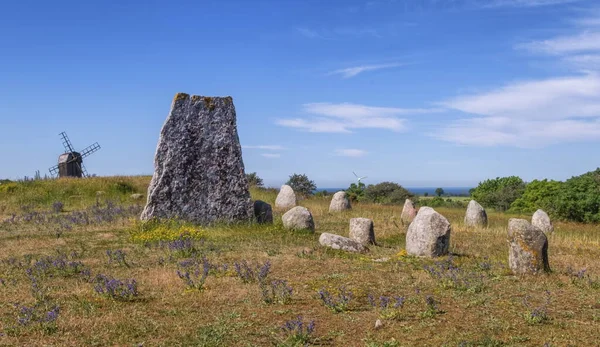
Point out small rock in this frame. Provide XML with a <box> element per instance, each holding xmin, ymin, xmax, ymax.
<box><xmin>406</xmin><ymin>207</ymin><xmax>451</xmax><ymax>257</ymax></box>
<box><xmin>282</xmin><ymin>206</ymin><xmax>314</xmax><ymax>232</ymax></box>
<box><xmin>400</xmin><ymin>199</ymin><xmax>417</xmax><ymax>225</ymax></box>
<box><xmin>349</xmin><ymin>218</ymin><xmax>375</xmax><ymax>246</ymax></box>
<box><xmin>329</xmin><ymin>191</ymin><xmax>351</xmax><ymax>212</ymax></box>
<box><xmin>375</xmin><ymin>319</ymin><xmax>383</xmax><ymax>329</ymax></box>
<box><xmin>319</xmin><ymin>233</ymin><xmax>367</xmax><ymax>253</ymax></box>
<box><xmin>130</xmin><ymin>193</ymin><xmax>144</xmax><ymax>200</ymax></box>
<box><xmin>374</xmin><ymin>257</ymin><xmax>390</xmax><ymax>263</ymax></box>
<box><xmin>95</xmin><ymin>191</ymin><xmax>105</xmax><ymax>196</ymax></box>
<box><xmin>507</xmin><ymin>218</ymin><xmax>550</xmax><ymax>275</ymax></box>
<box><xmin>532</xmin><ymin>209</ymin><xmax>553</xmax><ymax>234</ymax></box>
<box><xmin>464</xmin><ymin>200</ymin><xmax>488</xmax><ymax>227</ymax></box>
<box><xmin>275</xmin><ymin>185</ymin><xmax>296</xmax><ymax>209</ymax></box>
<box><xmin>253</xmin><ymin>200</ymin><xmax>273</xmax><ymax>224</ymax></box>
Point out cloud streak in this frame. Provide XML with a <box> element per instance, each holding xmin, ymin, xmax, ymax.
<box><xmin>334</xmin><ymin>149</ymin><xmax>368</xmax><ymax>157</ymax></box>
<box><xmin>437</xmin><ymin>73</ymin><xmax>600</xmax><ymax>146</ymax></box>
<box><xmin>261</xmin><ymin>153</ymin><xmax>281</xmax><ymax>158</ymax></box>
<box><xmin>328</xmin><ymin>63</ymin><xmax>407</xmax><ymax>78</ymax></box>
<box><xmin>277</xmin><ymin>102</ymin><xmax>441</xmax><ymax>133</ymax></box>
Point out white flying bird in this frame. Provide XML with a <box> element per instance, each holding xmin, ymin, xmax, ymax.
<box><xmin>353</xmin><ymin>171</ymin><xmax>367</xmax><ymax>184</ymax></box>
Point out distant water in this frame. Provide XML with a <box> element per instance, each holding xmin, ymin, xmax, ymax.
<box><xmin>315</xmin><ymin>187</ymin><xmax>473</xmax><ymax>197</ymax></box>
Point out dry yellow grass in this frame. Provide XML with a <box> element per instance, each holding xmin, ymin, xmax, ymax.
<box><xmin>0</xmin><ymin>180</ymin><xmax>599</xmax><ymax>346</ymax></box>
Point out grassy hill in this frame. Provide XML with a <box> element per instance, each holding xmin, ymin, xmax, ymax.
<box><xmin>0</xmin><ymin>177</ymin><xmax>598</xmax><ymax>346</ymax></box>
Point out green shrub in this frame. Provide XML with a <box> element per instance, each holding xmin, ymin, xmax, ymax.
<box><xmin>363</xmin><ymin>182</ymin><xmax>412</xmax><ymax>205</ymax></box>
<box><xmin>346</xmin><ymin>182</ymin><xmax>365</xmax><ymax>202</ymax></box>
<box><xmin>509</xmin><ymin>179</ymin><xmax>562</xmax><ymax>214</ymax></box>
<box><xmin>553</xmin><ymin>168</ymin><xmax>600</xmax><ymax>223</ymax></box>
<box><xmin>286</xmin><ymin>173</ymin><xmax>316</xmax><ymax>197</ymax></box>
<box><xmin>471</xmin><ymin>176</ymin><xmax>525</xmax><ymax>211</ymax></box>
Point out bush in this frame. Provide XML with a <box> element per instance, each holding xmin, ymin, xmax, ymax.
<box><xmin>346</xmin><ymin>182</ymin><xmax>365</xmax><ymax>202</ymax></box>
<box><xmin>246</xmin><ymin>172</ymin><xmax>263</xmax><ymax>187</ymax></box>
<box><xmin>553</xmin><ymin>168</ymin><xmax>600</xmax><ymax>223</ymax></box>
<box><xmin>286</xmin><ymin>174</ymin><xmax>316</xmax><ymax>197</ymax></box>
<box><xmin>363</xmin><ymin>182</ymin><xmax>413</xmax><ymax>205</ymax></box>
<box><xmin>471</xmin><ymin>176</ymin><xmax>526</xmax><ymax>211</ymax></box>
<box><xmin>509</xmin><ymin>179</ymin><xmax>562</xmax><ymax>214</ymax></box>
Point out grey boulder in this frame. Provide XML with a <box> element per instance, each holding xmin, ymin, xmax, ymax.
<box><xmin>275</xmin><ymin>185</ymin><xmax>296</xmax><ymax>209</ymax></box>
<box><xmin>400</xmin><ymin>199</ymin><xmax>417</xmax><ymax>225</ymax></box>
<box><xmin>282</xmin><ymin>206</ymin><xmax>314</xmax><ymax>232</ymax></box>
<box><xmin>319</xmin><ymin>233</ymin><xmax>367</xmax><ymax>253</ymax></box>
<box><xmin>406</xmin><ymin>207</ymin><xmax>451</xmax><ymax>257</ymax></box>
<box><xmin>464</xmin><ymin>200</ymin><xmax>488</xmax><ymax>227</ymax></box>
<box><xmin>253</xmin><ymin>200</ymin><xmax>273</xmax><ymax>224</ymax></box>
<box><xmin>349</xmin><ymin>218</ymin><xmax>375</xmax><ymax>246</ymax></box>
<box><xmin>532</xmin><ymin>209</ymin><xmax>553</xmax><ymax>234</ymax></box>
<box><xmin>140</xmin><ymin>93</ymin><xmax>252</xmax><ymax>224</ymax></box>
<box><xmin>329</xmin><ymin>191</ymin><xmax>351</xmax><ymax>212</ymax></box>
<box><xmin>507</xmin><ymin>218</ymin><xmax>550</xmax><ymax>275</ymax></box>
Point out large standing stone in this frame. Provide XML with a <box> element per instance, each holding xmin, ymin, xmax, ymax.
<box><xmin>275</xmin><ymin>185</ymin><xmax>296</xmax><ymax>209</ymax></box>
<box><xmin>400</xmin><ymin>199</ymin><xmax>417</xmax><ymax>225</ymax></box>
<box><xmin>319</xmin><ymin>233</ymin><xmax>367</xmax><ymax>253</ymax></box>
<box><xmin>349</xmin><ymin>218</ymin><xmax>375</xmax><ymax>246</ymax></box>
<box><xmin>329</xmin><ymin>191</ymin><xmax>352</xmax><ymax>212</ymax></box>
<box><xmin>253</xmin><ymin>200</ymin><xmax>273</xmax><ymax>224</ymax></box>
<box><xmin>507</xmin><ymin>219</ymin><xmax>550</xmax><ymax>275</ymax></box>
<box><xmin>140</xmin><ymin>93</ymin><xmax>252</xmax><ymax>224</ymax></box>
<box><xmin>282</xmin><ymin>206</ymin><xmax>314</xmax><ymax>232</ymax></box>
<box><xmin>464</xmin><ymin>200</ymin><xmax>488</xmax><ymax>227</ymax></box>
<box><xmin>532</xmin><ymin>209</ymin><xmax>553</xmax><ymax>234</ymax></box>
<box><xmin>406</xmin><ymin>207</ymin><xmax>451</xmax><ymax>257</ymax></box>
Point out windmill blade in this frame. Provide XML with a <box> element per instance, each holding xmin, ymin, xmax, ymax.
<box><xmin>48</xmin><ymin>165</ymin><xmax>59</xmax><ymax>177</ymax></box>
<box><xmin>80</xmin><ymin>163</ymin><xmax>89</xmax><ymax>177</ymax></box>
<box><xmin>80</xmin><ymin>142</ymin><xmax>101</xmax><ymax>158</ymax></box>
<box><xmin>59</xmin><ymin>132</ymin><xmax>75</xmax><ymax>153</ymax></box>
<box><xmin>353</xmin><ymin>171</ymin><xmax>358</xmax><ymax>178</ymax></box>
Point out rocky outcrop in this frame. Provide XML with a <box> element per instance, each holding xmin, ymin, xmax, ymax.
<box><xmin>140</xmin><ymin>93</ymin><xmax>252</xmax><ymax>224</ymax></box>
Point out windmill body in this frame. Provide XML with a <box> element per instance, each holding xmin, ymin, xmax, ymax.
<box><xmin>49</xmin><ymin>132</ymin><xmax>100</xmax><ymax>178</ymax></box>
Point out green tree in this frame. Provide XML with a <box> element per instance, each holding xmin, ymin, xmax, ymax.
<box><xmin>246</xmin><ymin>172</ymin><xmax>264</xmax><ymax>187</ymax></box>
<box><xmin>435</xmin><ymin>188</ymin><xmax>444</xmax><ymax>197</ymax></box>
<box><xmin>346</xmin><ymin>182</ymin><xmax>366</xmax><ymax>202</ymax></box>
<box><xmin>553</xmin><ymin>168</ymin><xmax>600</xmax><ymax>223</ymax></box>
<box><xmin>424</xmin><ymin>192</ymin><xmax>429</xmax><ymax>197</ymax></box>
<box><xmin>509</xmin><ymin>179</ymin><xmax>562</xmax><ymax>214</ymax></box>
<box><xmin>471</xmin><ymin>176</ymin><xmax>526</xmax><ymax>211</ymax></box>
<box><xmin>364</xmin><ymin>182</ymin><xmax>413</xmax><ymax>205</ymax></box>
<box><xmin>286</xmin><ymin>173</ymin><xmax>317</xmax><ymax>197</ymax></box>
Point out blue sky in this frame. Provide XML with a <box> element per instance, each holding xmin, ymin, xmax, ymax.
<box><xmin>1</xmin><ymin>0</ymin><xmax>599</xmax><ymax>188</ymax></box>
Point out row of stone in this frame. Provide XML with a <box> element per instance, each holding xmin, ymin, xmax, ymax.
<box><xmin>275</xmin><ymin>185</ymin><xmax>352</xmax><ymax>212</ymax></box>
<box><xmin>400</xmin><ymin>198</ymin><xmax>554</xmax><ymax>233</ymax></box>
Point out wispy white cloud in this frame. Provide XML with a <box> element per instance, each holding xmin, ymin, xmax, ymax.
<box><xmin>437</xmin><ymin>73</ymin><xmax>600</xmax><ymax>146</ymax></box>
<box><xmin>243</xmin><ymin>145</ymin><xmax>286</xmax><ymax>150</ymax></box>
<box><xmin>277</xmin><ymin>103</ymin><xmax>441</xmax><ymax>133</ymax></box>
<box><xmin>328</xmin><ymin>63</ymin><xmax>407</xmax><ymax>78</ymax></box>
<box><xmin>483</xmin><ymin>0</ymin><xmax>583</xmax><ymax>8</ymax></box>
<box><xmin>441</xmin><ymin>74</ymin><xmax>600</xmax><ymax>119</ymax></box>
<box><xmin>334</xmin><ymin>149</ymin><xmax>368</xmax><ymax>157</ymax></box>
<box><xmin>517</xmin><ymin>31</ymin><xmax>600</xmax><ymax>55</ymax></box>
<box><xmin>261</xmin><ymin>153</ymin><xmax>281</xmax><ymax>158</ymax></box>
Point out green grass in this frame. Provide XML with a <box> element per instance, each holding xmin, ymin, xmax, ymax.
<box><xmin>0</xmin><ymin>176</ymin><xmax>599</xmax><ymax>346</ymax></box>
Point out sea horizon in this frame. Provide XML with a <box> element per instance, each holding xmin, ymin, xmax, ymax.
<box><xmin>314</xmin><ymin>187</ymin><xmax>473</xmax><ymax>196</ymax></box>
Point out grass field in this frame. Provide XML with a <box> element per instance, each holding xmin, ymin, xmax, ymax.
<box><xmin>0</xmin><ymin>177</ymin><xmax>599</xmax><ymax>346</ymax></box>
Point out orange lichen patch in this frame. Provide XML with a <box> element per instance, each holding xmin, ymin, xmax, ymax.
<box><xmin>173</xmin><ymin>92</ymin><xmax>190</xmax><ymax>102</ymax></box>
<box><xmin>203</xmin><ymin>96</ymin><xmax>216</xmax><ymax>111</ymax></box>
